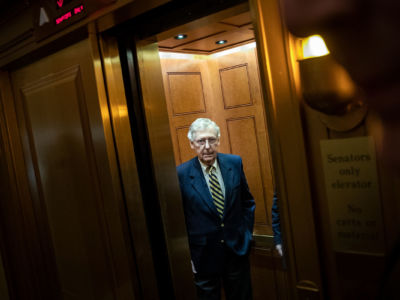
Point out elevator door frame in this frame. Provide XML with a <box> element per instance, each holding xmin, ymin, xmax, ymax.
<box><xmin>107</xmin><ymin>0</ymin><xmax>324</xmax><ymax>298</ymax></box>
<box><xmin>250</xmin><ymin>0</ymin><xmax>323</xmax><ymax>297</ymax></box>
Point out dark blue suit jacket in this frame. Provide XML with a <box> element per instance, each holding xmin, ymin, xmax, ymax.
<box><xmin>177</xmin><ymin>153</ymin><xmax>255</xmax><ymax>275</ymax></box>
<box><xmin>271</xmin><ymin>191</ymin><xmax>282</xmax><ymax>245</ymax></box>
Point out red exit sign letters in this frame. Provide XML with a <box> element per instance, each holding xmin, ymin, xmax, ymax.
<box><xmin>35</xmin><ymin>0</ymin><xmax>116</xmax><ymax>41</ymax></box>
<box><xmin>55</xmin><ymin>4</ymin><xmax>84</xmax><ymax>24</ymax></box>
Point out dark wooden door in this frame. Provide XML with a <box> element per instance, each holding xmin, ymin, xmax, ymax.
<box><xmin>5</xmin><ymin>38</ymin><xmax>138</xmax><ymax>299</ymax></box>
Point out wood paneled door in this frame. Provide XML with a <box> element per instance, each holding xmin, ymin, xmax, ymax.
<box><xmin>4</xmin><ymin>38</ymin><xmax>139</xmax><ymax>299</ymax></box>
<box><xmin>160</xmin><ymin>44</ymin><xmax>275</xmax><ymax>236</ymax></box>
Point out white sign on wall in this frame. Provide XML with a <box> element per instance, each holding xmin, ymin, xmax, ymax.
<box><xmin>320</xmin><ymin>136</ymin><xmax>385</xmax><ymax>255</ymax></box>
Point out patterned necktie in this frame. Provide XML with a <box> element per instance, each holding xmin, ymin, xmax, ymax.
<box><xmin>208</xmin><ymin>166</ymin><xmax>224</xmax><ymax>218</ymax></box>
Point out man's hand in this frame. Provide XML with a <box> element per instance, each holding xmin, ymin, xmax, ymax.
<box><xmin>275</xmin><ymin>244</ymin><xmax>283</xmax><ymax>256</ymax></box>
<box><xmin>191</xmin><ymin>260</ymin><xmax>197</xmax><ymax>274</ymax></box>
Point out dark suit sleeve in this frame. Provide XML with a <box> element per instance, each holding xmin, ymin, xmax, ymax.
<box><xmin>271</xmin><ymin>191</ymin><xmax>282</xmax><ymax>245</ymax></box>
<box><xmin>239</xmin><ymin>158</ymin><xmax>256</xmax><ymax>234</ymax></box>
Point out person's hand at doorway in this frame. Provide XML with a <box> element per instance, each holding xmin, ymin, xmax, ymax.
<box><xmin>272</xmin><ymin>191</ymin><xmax>283</xmax><ymax>256</ymax></box>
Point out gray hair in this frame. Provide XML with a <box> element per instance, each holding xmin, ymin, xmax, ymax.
<box><xmin>187</xmin><ymin>118</ymin><xmax>220</xmax><ymax>141</ymax></box>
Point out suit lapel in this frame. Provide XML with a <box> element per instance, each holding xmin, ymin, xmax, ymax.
<box><xmin>218</xmin><ymin>154</ymin><xmax>235</xmax><ymax>215</ymax></box>
<box><xmin>189</xmin><ymin>158</ymin><xmax>219</xmax><ymax>217</ymax></box>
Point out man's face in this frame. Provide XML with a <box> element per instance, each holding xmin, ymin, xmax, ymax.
<box><xmin>190</xmin><ymin>128</ymin><xmax>220</xmax><ymax>166</ymax></box>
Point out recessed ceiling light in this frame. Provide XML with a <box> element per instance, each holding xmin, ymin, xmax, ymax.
<box><xmin>174</xmin><ymin>34</ymin><xmax>187</xmax><ymax>40</ymax></box>
<box><xmin>216</xmin><ymin>40</ymin><xmax>228</xmax><ymax>45</ymax></box>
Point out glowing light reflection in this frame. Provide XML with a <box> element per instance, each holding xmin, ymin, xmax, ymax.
<box><xmin>159</xmin><ymin>42</ymin><xmax>257</xmax><ymax>59</ymax></box>
<box><xmin>302</xmin><ymin>35</ymin><xmax>330</xmax><ymax>59</ymax></box>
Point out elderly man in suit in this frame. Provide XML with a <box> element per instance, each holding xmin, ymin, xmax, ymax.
<box><xmin>177</xmin><ymin>118</ymin><xmax>255</xmax><ymax>300</ymax></box>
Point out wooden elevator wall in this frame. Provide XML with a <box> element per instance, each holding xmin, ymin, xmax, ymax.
<box><xmin>159</xmin><ymin>46</ymin><xmax>289</xmax><ymax>300</ymax></box>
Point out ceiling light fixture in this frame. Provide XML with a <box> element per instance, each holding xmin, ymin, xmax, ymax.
<box><xmin>174</xmin><ymin>34</ymin><xmax>187</xmax><ymax>40</ymax></box>
<box><xmin>216</xmin><ymin>40</ymin><xmax>228</xmax><ymax>45</ymax></box>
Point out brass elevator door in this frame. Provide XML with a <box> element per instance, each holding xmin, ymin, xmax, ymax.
<box><xmin>8</xmin><ymin>38</ymin><xmax>138</xmax><ymax>299</ymax></box>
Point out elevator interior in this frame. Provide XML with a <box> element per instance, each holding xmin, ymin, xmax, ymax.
<box><xmin>130</xmin><ymin>6</ymin><xmax>289</xmax><ymax>299</ymax></box>
<box><xmin>157</xmin><ymin>10</ymin><xmax>275</xmax><ymax>237</ymax></box>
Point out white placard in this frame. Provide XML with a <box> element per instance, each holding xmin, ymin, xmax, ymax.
<box><xmin>320</xmin><ymin>136</ymin><xmax>385</xmax><ymax>254</ymax></box>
